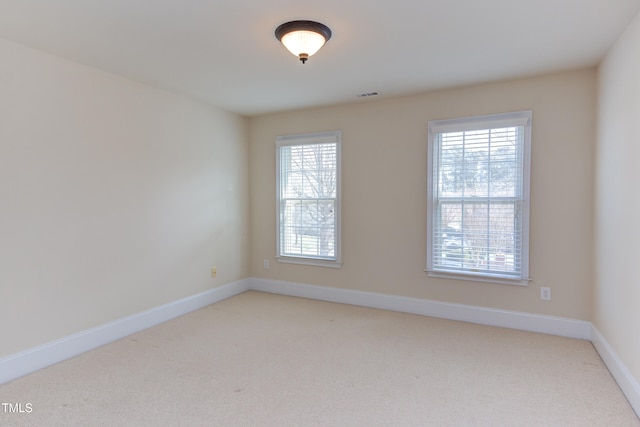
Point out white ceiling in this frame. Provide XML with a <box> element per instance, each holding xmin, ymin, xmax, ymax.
<box><xmin>1</xmin><ymin>0</ymin><xmax>639</xmax><ymax>116</ymax></box>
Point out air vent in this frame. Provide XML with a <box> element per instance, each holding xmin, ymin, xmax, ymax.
<box><xmin>356</xmin><ymin>91</ymin><xmax>379</xmax><ymax>98</ymax></box>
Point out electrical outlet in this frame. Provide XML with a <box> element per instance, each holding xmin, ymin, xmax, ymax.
<box><xmin>540</xmin><ymin>287</ymin><xmax>551</xmax><ymax>301</ymax></box>
<box><xmin>211</xmin><ymin>267</ymin><xmax>217</xmax><ymax>278</ymax></box>
<box><xmin>263</xmin><ymin>259</ymin><xmax>270</xmax><ymax>269</ymax></box>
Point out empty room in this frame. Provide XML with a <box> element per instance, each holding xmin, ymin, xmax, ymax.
<box><xmin>1</xmin><ymin>1</ymin><xmax>639</xmax><ymax>425</ymax></box>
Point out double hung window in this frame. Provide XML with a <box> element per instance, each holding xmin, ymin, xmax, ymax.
<box><xmin>427</xmin><ymin>111</ymin><xmax>531</xmax><ymax>284</ymax></box>
<box><xmin>276</xmin><ymin>131</ymin><xmax>341</xmax><ymax>267</ymax></box>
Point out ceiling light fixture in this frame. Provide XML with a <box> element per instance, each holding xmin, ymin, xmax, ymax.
<box><xmin>275</xmin><ymin>20</ymin><xmax>332</xmax><ymax>64</ymax></box>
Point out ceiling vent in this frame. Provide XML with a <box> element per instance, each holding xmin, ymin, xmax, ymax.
<box><xmin>356</xmin><ymin>92</ymin><xmax>379</xmax><ymax>98</ymax></box>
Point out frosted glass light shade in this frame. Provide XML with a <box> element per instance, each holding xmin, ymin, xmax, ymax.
<box><xmin>275</xmin><ymin>21</ymin><xmax>332</xmax><ymax>64</ymax></box>
<box><xmin>281</xmin><ymin>30</ymin><xmax>326</xmax><ymax>59</ymax></box>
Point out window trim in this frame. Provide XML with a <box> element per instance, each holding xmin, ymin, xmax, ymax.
<box><xmin>276</xmin><ymin>130</ymin><xmax>342</xmax><ymax>268</ymax></box>
<box><xmin>426</xmin><ymin>111</ymin><xmax>532</xmax><ymax>285</ymax></box>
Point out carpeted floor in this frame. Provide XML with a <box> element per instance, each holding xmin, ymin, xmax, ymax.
<box><xmin>1</xmin><ymin>291</ymin><xmax>638</xmax><ymax>426</ymax></box>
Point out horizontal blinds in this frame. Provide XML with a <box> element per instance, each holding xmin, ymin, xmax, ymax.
<box><xmin>432</xmin><ymin>123</ymin><xmax>525</xmax><ymax>278</ymax></box>
<box><xmin>429</xmin><ymin>112</ymin><xmax>530</xmax><ymax>134</ymax></box>
<box><xmin>277</xmin><ymin>131</ymin><xmax>340</xmax><ymax>147</ymax></box>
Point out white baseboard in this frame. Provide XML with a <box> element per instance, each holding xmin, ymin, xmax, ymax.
<box><xmin>0</xmin><ymin>279</ymin><xmax>250</xmax><ymax>385</ymax></box>
<box><xmin>591</xmin><ymin>326</ymin><xmax>640</xmax><ymax>417</ymax></box>
<box><xmin>249</xmin><ymin>278</ymin><xmax>592</xmax><ymax>340</ymax></box>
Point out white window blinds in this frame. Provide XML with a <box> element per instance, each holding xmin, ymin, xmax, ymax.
<box><xmin>427</xmin><ymin>112</ymin><xmax>531</xmax><ymax>283</ymax></box>
<box><xmin>276</xmin><ymin>131</ymin><xmax>341</xmax><ymax>267</ymax></box>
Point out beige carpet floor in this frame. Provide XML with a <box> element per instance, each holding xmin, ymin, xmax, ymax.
<box><xmin>1</xmin><ymin>291</ymin><xmax>638</xmax><ymax>426</ymax></box>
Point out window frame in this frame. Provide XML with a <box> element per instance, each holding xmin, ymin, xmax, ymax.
<box><xmin>426</xmin><ymin>111</ymin><xmax>532</xmax><ymax>285</ymax></box>
<box><xmin>276</xmin><ymin>130</ymin><xmax>342</xmax><ymax>268</ymax></box>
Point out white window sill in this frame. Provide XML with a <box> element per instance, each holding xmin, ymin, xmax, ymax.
<box><xmin>425</xmin><ymin>269</ymin><xmax>530</xmax><ymax>286</ymax></box>
<box><xmin>277</xmin><ymin>256</ymin><xmax>342</xmax><ymax>269</ymax></box>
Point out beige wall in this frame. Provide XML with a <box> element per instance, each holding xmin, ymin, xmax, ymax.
<box><xmin>596</xmin><ymin>12</ymin><xmax>640</xmax><ymax>383</ymax></box>
<box><xmin>0</xmin><ymin>39</ymin><xmax>250</xmax><ymax>358</ymax></box>
<box><xmin>250</xmin><ymin>69</ymin><xmax>596</xmax><ymax>320</ymax></box>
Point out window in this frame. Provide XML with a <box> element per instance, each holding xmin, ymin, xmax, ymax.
<box><xmin>427</xmin><ymin>111</ymin><xmax>531</xmax><ymax>284</ymax></box>
<box><xmin>276</xmin><ymin>131</ymin><xmax>341</xmax><ymax>267</ymax></box>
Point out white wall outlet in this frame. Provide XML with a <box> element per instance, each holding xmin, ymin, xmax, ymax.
<box><xmin>540</xmin><ymin>287</ymin><xmax>551</xmax><ymax>301</ymax></box>
<box><xmin>211</xmin><ymin>267</ymin><xmax>217</xmax><ymax>278</ymax></box>
<box><xmin>263</xmin><ymin>259</ymin><xmax>269</xmax><ymax>269</ymax></box>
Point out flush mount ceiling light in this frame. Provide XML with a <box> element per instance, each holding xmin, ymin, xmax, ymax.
<box><xmin>275</xmin><ymin>20</ymin><xmax>332</xmax><ymax>64</ymax></box>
